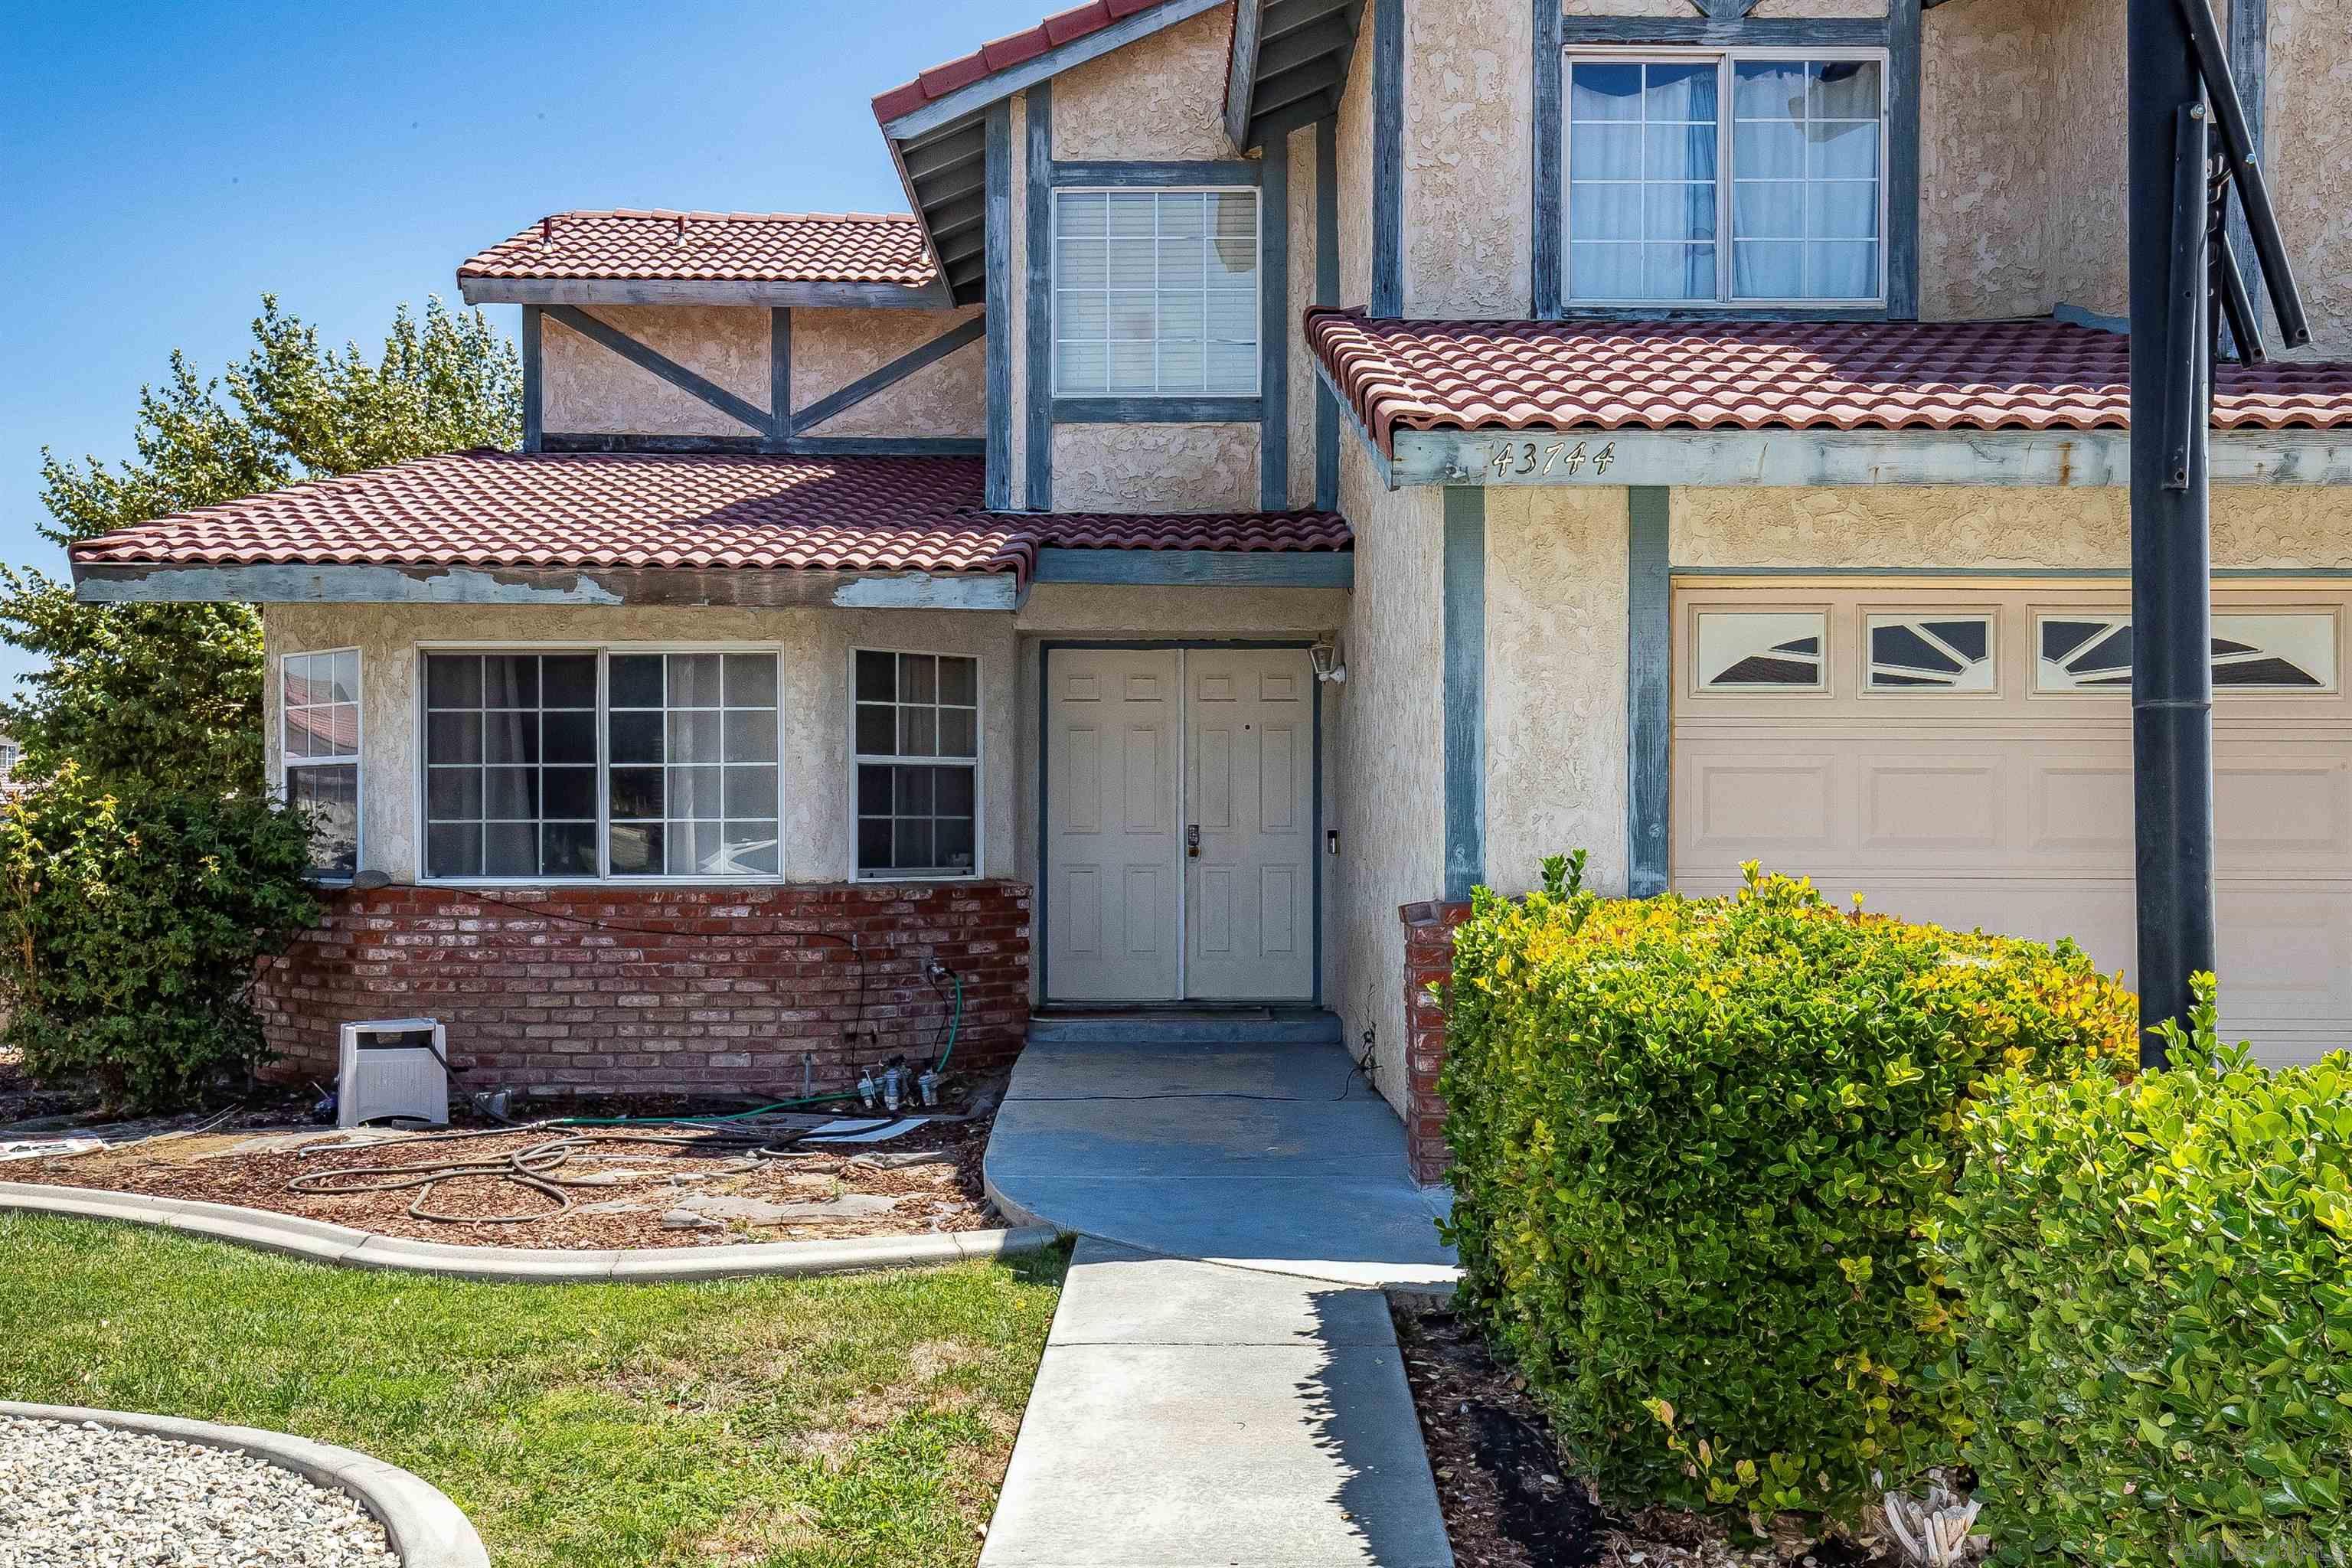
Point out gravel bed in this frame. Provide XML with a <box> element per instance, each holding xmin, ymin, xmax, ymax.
<box><xmin>0</xmin><ymin>1416</ymin><xmax>400</xmax><ymax>1566</ymax></box>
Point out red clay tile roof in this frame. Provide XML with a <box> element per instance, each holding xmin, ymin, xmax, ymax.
<box><xmin>871</xmin><ymin>0</ymin><xmax>1177</xmax><ymax>125</ymax></box>
<box><xmin>458</xmin><ymin>211</ymin><xmax>938</xmax><ymax>287</ymax></box>
<box><xmin>1306</xmin><ymin>309</ymin><xmax>2352</xmax><ymax>452</ymax></box>
<box><xmin>67</xmin><ymin>450</ymin><xmax>1349</xmax><ymax>584</ymax></box>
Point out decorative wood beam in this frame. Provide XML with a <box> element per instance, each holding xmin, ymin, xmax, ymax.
<box><xmin>1026</xmin><ymin>83</ymin><xmax>1055</xmax><ymax>511</ymax></box>
<box><xmin>879</xmin><ymin>0</ymin><xmax>1230</xmax><ymax>142</ymax></box>
<box><xmin>1370</xmin><ymin>0</ymin><xmax>1403</xmax><ymax>317</ymax></box>
<box><xmin>1314</xmin><ymin>116</ymin><xmax>1340</xmax><ymax>511</ymax></box>
<box><xmin>1887</xmin><ymin>0</ymin><xmax>1923</xmax><ymax>318</ymax></box>
<box><xmin>984</xmin><ymin>102</ymin><xmax>1014</xmax><ymax>510</ymax></box>
<box><xmin>1442</xmin><ymin>485</ymin><xmax>1487</xmax><ymax>903</ymax></box>
<box><xmin>1559</xmin><ymin>17</ymin><xmax>1887</xmax><ymax>44</ymax></box>
<box><xmin>72</xmin><ymin>562</ymin><xmax>1021</xmax><ymax>611</ymax></box>
<box><xmin>789</xmin><ymin>315</ymin><xmax>986</xmax><ymax>436</ymax></box>
<box><xmin>1261</xmin><ymin>130</ymin><xmax>1292</xmax><ymax>510</ymax></box>
<box><xmin>540</xmin><ymin>305</ymin><xmax>771</xmax><ymax>433</ymax></box>
<box><xmin>769</xmin><ymin>309</ymin><xmax>792</xmax><ymax>441</ymax></box>
<box><xmin>1030</xmin><ymin>548</ymin><xmax>1353</xmax><ymax>587</ymax></box>
<box><xmin>1048</xmin><ymin>159</ymin><xmax>1263</xmax><ymax>187</ymax></box>
<box><xmin>1532</xmin><ymin>0</ymin><xmax>1564</xmax><ymax>320</ymax></box>
<box><xmin>1052</xmin><ymin>397</ymin><xmax>1264</xmax><ymax>423</ymax></box>
<box><xmin>1625</xmin><ymin>487</ymin><xmax>1671</xmax><ymax>897</ymax></box>
<box><xmin>1226</xmin><ymin>0</ymin><xmax>1267</xmax><ymax>153</ymax></box>
<box><xmin>537</xmin><ymin>432</ymin><xmax>985</xmax><ymax>458</ymax></box>
<box><xmin>520</xmin><ymin>305</ymin><xmax>544</xmax><ymax>453</ymax></box>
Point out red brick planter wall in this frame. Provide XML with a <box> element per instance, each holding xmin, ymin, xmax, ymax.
<box><xmin>255</xmin><ymin>881</ymin><xmax>1031</xmax><ymax>1099</ymax></box>
<box><xmin>1400</xmin><ymin>898</ymin><xmax>1473</xmax><ymax>1184</ymax></box>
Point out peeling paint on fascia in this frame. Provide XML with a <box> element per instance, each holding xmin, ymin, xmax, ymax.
<box><xmin>828</xmin><ymin>573</ymin><xmax>1021</xmax><ymax>609</ymax></box>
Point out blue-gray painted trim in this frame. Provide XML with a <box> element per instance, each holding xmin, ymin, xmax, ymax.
<box><xmin>789</xmin><ymin>315</ymin><xmax>988</xmax><ymax>436</ymax></box>
<box><xmin>520</xmin><ymin>305</ymin><xmax>543</xmax><ymax>453</ymax></box>
<box><xmin>2227</xmin><ymin>0</ymin><xmax>2269</xmax><ymax>348</ymax></box>
<box><xmin>2055</xmin><ymin>302</ymin><xmax>2130</xmax><ymax>334</ymax></box>
<box><xmin>541</xmin><ymin>305</ymin><xmax>771</xmax><ymax>435</ymax></box>
<box><xmin>1050</xmin><ymin>159</ymin><xmax>1263</xmax><ymax>187</ymax></box>
<box><xmin>783</xmin><ymin>436</ymin><xmax>988</xmax><ymax>457</ymax></box>
<box><xmin>1672</xmin><ymin>566</ymin><xmax>2352</xmax><ymax>580</ymax></box>
<box><xmin>1035</xmin><ymin>639</ymin><xmax>1328</xmax><ymax>1007</ymax></box>
<box><xmin>537</xmin><ymin>433</ymin><xmax>987</xmax><ymax>458</ymax></box>
<box><xmin>880</xmin><ymin>0</ymin><xmax>1230</xmax><ymax>141</ymax></box>
<box><xmin>1625</xmin><ymin>487</ymin><xmax>1671</xmax><ymax>898</ymax></box>
<box><xmin>1051</xmin><ymin>396</ymin><xmax>1264</xmax><ymax>423</ymax></box>
<box><xmin>1531</xmin><ymin>0</ymin><xmax>1564</xmax><ymax>321</ymax></box>
<box><xmin>1886</xmin><ymin>0</ymin><xmax>1922</xmax><ymax>319</ymax></box>
<box><xmin>1369</xmin><ymin>0</ymin><xmax>1403</xmax><ymax>318</ymax></box>
<box><xmin>70</xmin><ymin>561</ymin><xmax>1021</xmax><ymax>611</ymax></box>
<box><xmin>1313</xmin><ymin>116</ymin><xmax>1340</xmax><ymax>511</ymax></box>
<box><xmin>1027</xmin><ymin>83</ymin><xmax>1055</xmax><ymax>511</ymax></box>
<box><xmin>1260</xmin><ymin>130</ymin><xmax>1292</xmax><ymax>510</ymax></box>
<box><xmin>1031</xmin><ymin>548</ymin><xmax>1353</xmax><ymax>587</ymax></box>
<box><xmin>461</xmin><ymin>276</ymin><xmax>950</xmax><ymax>309</ymax></box>
<box><xmin>985</xmin><ymin>101</ymin><xmax>1014</xmax><ymax>511</ymax></box>
<box><xmin>1559</xmin><ymin>16</ymin><xmax>1887</xmax><ymax>44</ymax></box>
<box><xmin>1311</xmin><ymin>355</ymin><xmax>1396</xmax><ymax>489</ymax></box>
<box><xmin>1225</xmin><ymin>0</ymin><xmax>1268</xmax><ymax>152</ymax></box>
<box><xmin>1442</xmin><ymin>487</ymin><xmax>1487</xmax><ymax>903</ymax></box>
<box><xmin>769</xmin><ymin>309</ymin><xmax>792</xmax><ymax>439</ymax></box>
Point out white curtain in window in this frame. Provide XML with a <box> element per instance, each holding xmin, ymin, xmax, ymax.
<box><xmin>1731</xmin><ymin>58</ymin><xmax>1880</xmax><ymax>301</ymax></box>
<box><xmin>1568</xmin><ymin>60</ymin><xmax>1717</xmax><ymax>302</ymax></box>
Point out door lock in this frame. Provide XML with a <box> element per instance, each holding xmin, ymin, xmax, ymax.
<box><xmin>1186</xmin><ymin>825</ymin><xmax>1200</xmax><ymax>858</ymax></box>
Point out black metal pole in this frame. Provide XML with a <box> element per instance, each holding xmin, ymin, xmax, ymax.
<box><xmin>2129</xmin><ymin>0</ymin><xmax>2216</xmax><ymax>1066</ymax></box>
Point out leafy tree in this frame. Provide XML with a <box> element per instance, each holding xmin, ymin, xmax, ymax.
<box><xmin>0</xmin><ymin>295</ymin><xmax>520</xmax><ymax>795</ymax></box>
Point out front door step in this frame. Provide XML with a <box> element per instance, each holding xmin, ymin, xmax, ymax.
<box><xmin>1026</xmin><ymin>1009</ymin><xmax>1343</xmax><ymax>1046</ymax></box>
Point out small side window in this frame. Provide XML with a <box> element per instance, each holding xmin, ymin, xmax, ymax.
<box><xmin>1694</xmin><ymin>610</ymin><xmax>1826</xmax><ymax>691</ymax></box>
<box><xmin>854</xmin><ymin>650</ymin><xmax>982</xmax><ymax>879</ymax></box>
<box><xmin>283</xmin><ymin>648</ymin><xmax>361</xmax><ymax>880</ymax></box>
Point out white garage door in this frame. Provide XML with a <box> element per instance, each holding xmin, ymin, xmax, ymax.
<box><xmin>1672</xmin><ymin>579</ymin><xmax>2352</xmax><ymax>1065</ymax></box>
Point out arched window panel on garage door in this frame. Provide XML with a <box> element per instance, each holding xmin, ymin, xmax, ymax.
<box><xmin>2034</xmin><ymin>612</ymin><xmax>2338</xmax><ymax>694</ymax></box>
<box><xmin>1865</xmin><ymin>614</ymin><xmax>1994</xmax><ymax>692</ymax></box>
<box><xmin>1694</xmin><ymin>610</ymin><xmax>1826</xmax><ymax>691</ymax></box>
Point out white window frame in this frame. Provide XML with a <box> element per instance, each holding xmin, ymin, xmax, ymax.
<box><xmin>1049</xmin><ymin>185</ymin><xmax>1265</xmax><ymax>399</ymax></box>
<box><xmin>1563</xmin><ymin>45</ymin><xmax>1892</xmax><ymax>309</ymax></box>
<box><xmin>281</xmin><ymin>647</ymin><xmax>363</xmax><ymax>884</ymax></box>
<box><xmin>411</xmin><ymin>642</ymin><xmax>786</xmax><ymax>887</ymax></box>
<box><xmin>850</xmin><ymin>645</ymin><xmax>985</xmax><ymax>884</ymax></box>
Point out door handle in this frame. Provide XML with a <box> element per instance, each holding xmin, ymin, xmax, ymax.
<box><xmin>1186</xmin><ymin>825</ymin><xmax>1200</xmax><ymax>858</ymax></box>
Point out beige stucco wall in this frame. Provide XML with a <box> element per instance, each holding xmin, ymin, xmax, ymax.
<box><xmin>541</xmin><ymin>306</ymin><xmax>771</xmax><ymax>438</ymax></box>
<box><xmin>1332</xmin><ymin>442</ymin><xmax>1445</xmax><ymax>1117</ymax></box>
<box><xmin>261</xmin><ymin>604</ymin><xmax>1019</xmax><ymax>887</ymax></box>
<box><xmin>1289</xmin><ymin>127</ymin><xmax>1321</xmax><ymax>507</ymax></box>
<box><xmin>2038</xmin><ymin>0</ymin><xmax>2129</xmax><ymax>322</ymax></box>
<box><xmin>1052</xmin><ymin>2</ymin><xmax>1236</xmax><ymax>161</ymax></box>
<box><xmin>1919</xmin><ymin>0</ymin><xmax>2054</xmax><ymax>321</ymax></box>
<box><xmin>792</xmin><ymin>307</ymin><xmax>985</xmax><ymax>439</ymax></box>
<box><xmin>1050</xmin><ymin>423</ymin><xmax>1263</xmax><ymax>511</ymax></box>
<box><xmin>1670</xmin><ymin>486</ymin><xmax>2352</xmax><ymax>572</ymax></box>
<box><xmin>1336</xmin><ymin>15</ymin><xmax>1375</xmax><ymax>309</ymax></box>
<box><xmin>2269</xmin><ymin>0</ymin><xmax>2352</xmax><ymax>357</ymax></box>
<box><xmin>1482</xmin><ymin>488</ymin><xmax>1630</xmax><ymax>899</ymax></box>
<box><xmin>1403</xmin><ymin>0</ymin><xmax>1533</xmax><ymax>318</ymax></box>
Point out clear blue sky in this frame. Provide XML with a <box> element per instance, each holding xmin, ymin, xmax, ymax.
<box><xmin>0</xmin><ymin>0</ymin><xmax>1052</xmax><ymax>688</ymax></box>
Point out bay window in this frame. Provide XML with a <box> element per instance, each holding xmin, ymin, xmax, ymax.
<box><xmin>1566</xmin><ymin>51</ymin><xmax>1886</xmax><ymax>305</ymax></box>
<box><xmin>420</xmin><ymin>648</ymin><xmax>781</xmax><ymax>881</ymax></box>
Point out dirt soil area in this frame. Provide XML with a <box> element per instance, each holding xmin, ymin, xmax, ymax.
<box><xmin>1391</xmin><ymin>1302</ymin><xmax>1900</xmax><ymax>1568</ymax></box>
<box><xmin>3</xmin><ymin>1094</ymin><xmax>1008</xmax><ymax>1250</ymax></box>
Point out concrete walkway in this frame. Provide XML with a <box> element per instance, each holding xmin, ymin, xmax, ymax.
<box><xmin>980</xmin><ymin>1025</ymin><xmax>1459</xmax><ymax>1567</ymax></box>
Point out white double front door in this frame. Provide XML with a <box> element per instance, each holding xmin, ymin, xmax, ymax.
<box><xmin>1044</xmin><ymin>646</ymin><xmax>1317</xmax><ymax>1002</ymax></box>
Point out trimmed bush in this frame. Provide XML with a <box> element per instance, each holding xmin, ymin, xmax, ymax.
<box><xmin>1440</xmin><ymin>860</ymin><xmax>2138</xmax><ymax>1521</ymax></box>
<box><xmin>1945</xmin><ymin>976</ymin><xmax>2352</xmax><ymax>1566</ymax></box>
<box><xmin>0</xmin><ymin>766</ymin><xmax>321</xmax><ymax>1110</ymax></box>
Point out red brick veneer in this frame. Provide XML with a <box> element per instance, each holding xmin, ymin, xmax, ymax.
<box><xmin>254</xmin><ymin>881</ymin><xmax>1031</xmax><ymax>1099</ymax></box>
<box><xmin>1400</xmin><ymin>899</ymin><xmax>1473</xmax><ymax>1184</ymax></box>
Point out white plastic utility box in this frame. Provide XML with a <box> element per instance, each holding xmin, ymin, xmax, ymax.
<box><xmin>337</xmin><ymin>1018</ymin><xmax>450</xmax><ymax>1129</ymax></box>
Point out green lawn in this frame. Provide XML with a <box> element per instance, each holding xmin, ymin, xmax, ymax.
<box><xmin>0</xmin><ymin>1214</ymin><xmax>1065</xmax><ymax>1568</ymax></box>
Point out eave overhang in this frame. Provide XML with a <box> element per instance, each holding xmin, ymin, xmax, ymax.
<box><xmin>1223</xmin><ymin>0</ymin><xmax>1364</xmax><ymax>153</ymax></box>
<box><xmin>456</xmin><ymin>277</ymin><xmax>952</xmax><ymax>309</ymax></box>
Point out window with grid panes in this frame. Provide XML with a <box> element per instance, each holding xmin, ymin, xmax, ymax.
<box><xmin>1053</xmin><ymin>188</ymin><xmax>1260</xmax><ymax>396</ymax></box>
<box><xmin>283</xmin><ymin>648</ymin><xmax>361</xmax><ymax>880</ymax></box>
<box><xmin>854</xmin><ymin>650</ymin><xmax>979</xmax><ymax>879</ymax></box>
<box><xmin>606</xmin><ymin>652</ymin><xmax>780</xmax><ymax>876</ymax></box>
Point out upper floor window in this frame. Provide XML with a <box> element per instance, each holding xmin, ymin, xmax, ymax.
<box><xmin>1053</xmin><ymin>188</ymin><xmax>1259</xmax><ymax>397</ymax></box>
<box><xmin>1566</xmin><ymin>51</ymin><xmax>1886</xmax><ymax>306</ymax></box>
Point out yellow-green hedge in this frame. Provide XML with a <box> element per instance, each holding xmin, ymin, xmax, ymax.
<box><xmin>1945</xmin><ymin>977</ymin><xmax>2352</xmax><ymax>1565</ymax></box>
<box><xmin>1439</xmin><ymin>859</ymin><xmax>2137</xmax><ymax>1521</ymax></box>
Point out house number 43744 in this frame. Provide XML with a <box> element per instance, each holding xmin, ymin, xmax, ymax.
<box><xmin>1488</xmin><ymin>438</ymin><xmax>1616</xmax><ymax>478</ymax></box>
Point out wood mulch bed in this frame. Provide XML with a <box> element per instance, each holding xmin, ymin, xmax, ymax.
<box><xmin>3</xmin><ymin>1089</ymin><xmax>1007</xmax><ymax>1250</ymax></box>
<box><xmin>1391</xmin><ymin>1302</ymin><xmax>1901</xmax><ymax>1568</ymax></box>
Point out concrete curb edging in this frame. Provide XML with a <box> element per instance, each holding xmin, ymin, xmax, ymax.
<box><xmin>0</xmin><ymin>1401</ymin><xmax>489</xmax><ymax>1568</ymax></box>
<box><xmin>0</xmin><ymin>1181</ymin><xmax>1060</xmax><ymax>1283</ymax></box>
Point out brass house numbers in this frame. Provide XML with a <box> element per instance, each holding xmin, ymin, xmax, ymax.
<box><xmin>1488</xmin><ymin>438</ymin><xmax>1617</xmax><ymax>479</ymax></box>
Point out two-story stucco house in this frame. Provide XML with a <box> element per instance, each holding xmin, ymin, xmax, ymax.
<box><xmin>70</xmin><ymin>0</ymin><xmax>2352</xmax><ymax>1178</ymax></box>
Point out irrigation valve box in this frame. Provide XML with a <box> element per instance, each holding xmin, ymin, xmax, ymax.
<box><xmin>338</xmin><ymin>1018</ymin><xmax>450</xmax><ymax>1129</ymax></box>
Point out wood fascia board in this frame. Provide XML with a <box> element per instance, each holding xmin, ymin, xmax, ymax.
<box><xmin>1048</xmin><ymin>158</ymin><xmax>1263</xmax><ymax>186</ymax></box>
<box><xmin>1225</xmin><ymin>0</ymin><xmax>1268</xmax><ymax>153</ymax></box>
<box><xmin>460</xmin><ymin>276</ymin><xmax>949</xmax><ymax>309</ymax></box>
<box><xmin>1030</xmin><ymin>548</ymin><xmax>1353</xmax><ymax>586</ymax></box>
<box><xmin>1557</xmin><ymin>16</ymin><xmax>1886</xmax><ymax>43</ymax></box>
<box><xmin>1387</xmin><ymin>428</ymin><xmax>2352</xmax><ymax>488</ymax></box>
<box><xmin>1309</xmin><ymin>354</ymin><xmax>1397</xmax><ymax>490</ymax></box>
<box><xmin>71</xmin><ymin>562</ymin><xmax>1024</xmax><ymax>611</ymax></box>
<box><xmin>879</xmin><ymin>0</ymin><xmax>1232</xmax><ymax>142</ymax></box>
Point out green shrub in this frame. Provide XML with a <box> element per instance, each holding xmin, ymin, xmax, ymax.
<box><xmin>1440</xmin><ymin>860</ymin><xmax>2138</xmax><ymax>1522</ymax></box>
<box><xmin>0</xmin><ymin>765</ymin><xmax>322</xmax><ymax>1110</ymax></box>
<box><xmin>1945</xmin><ymin>975</ymin><xmax>2352</xmax><ymax>1566</ymax></box>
